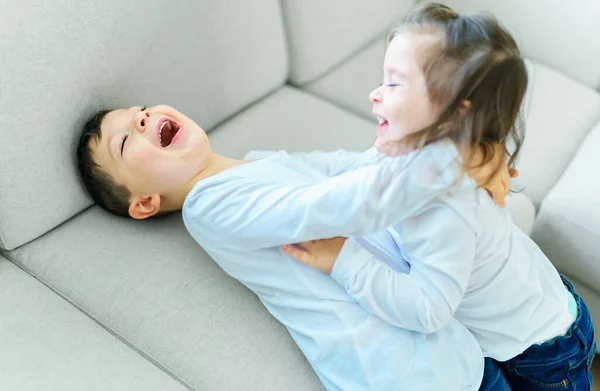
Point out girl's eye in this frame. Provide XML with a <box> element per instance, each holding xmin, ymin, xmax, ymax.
<box><xmin>140</xmin><ymin>106</ymin><xmax>147</xmax><ymax>111</ymax></box>
<box><xmin>120</xmin><ymin>134</ymin><xmax>129</xmax><ymax>156</ymax></box>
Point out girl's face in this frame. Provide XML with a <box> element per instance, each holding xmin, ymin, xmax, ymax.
<box><xmin>370</xmin><ymin>32</ymin><xmax>441</xmax><ymax>156</ymax></box>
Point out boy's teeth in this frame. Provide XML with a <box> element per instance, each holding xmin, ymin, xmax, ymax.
<box><xmin>159</xmin><ymin>121</ymin><xmax>167</xmax><ymax>143</ymax></box>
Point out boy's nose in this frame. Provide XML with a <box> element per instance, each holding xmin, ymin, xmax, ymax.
<box><xmin>369</xmin><ymin>87</ymin><xmax>382</xmax><ymax>103</ymax></box>
<box><xmin>134</xmin><ymin>110</ymin><xmax>151</xmax><ymax>133</ymax></box>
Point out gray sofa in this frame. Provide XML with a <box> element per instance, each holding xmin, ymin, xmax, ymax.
<box><xmin>1</xmin><ymin>0</ymin><xmax>598</xmax><ymax>390</ymax></box>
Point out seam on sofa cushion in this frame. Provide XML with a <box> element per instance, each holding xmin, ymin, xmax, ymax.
<box><xmin>1</xmin><ymin>254</ymin><xmax>197</xmax><ymax>391</ymax></box>
<box><xmin>290</xmin><ymin>32</ymin><xmax>388</xmax><ymax>88</ymax></box>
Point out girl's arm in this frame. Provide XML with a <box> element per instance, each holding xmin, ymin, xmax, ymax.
<box><xmin>185</xmin><ymin>145</ymin><xmax>461</xmax><ymax>250</ymax></box>
<box><xmin>289</xmin><ymin>147</ymin><xmax>387</xmax><ymax>177</ymax></box>
<box><xmin>329</xmin><ymin>205</ymin><xmax>476</xmax><ymax>333</ymax></box>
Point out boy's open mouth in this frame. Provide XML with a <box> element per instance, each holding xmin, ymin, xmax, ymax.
<box><xmin>158</xmin><ymin>119</ymin><xmax>182</xmax><ymax>147</ymax></box>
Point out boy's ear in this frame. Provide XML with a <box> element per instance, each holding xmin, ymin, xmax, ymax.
<box><xmin>129</xmin><ymin>194</ymin><xmax>161</xmax><ymax>220</ymax></box>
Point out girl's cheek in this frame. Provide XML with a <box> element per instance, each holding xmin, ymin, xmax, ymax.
<box><xmin>388</xmin><ymin>125</ymin><xmax>406</xmax><ymax>140</ymax></box>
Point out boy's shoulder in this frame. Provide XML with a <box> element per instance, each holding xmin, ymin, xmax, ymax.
<box><xmin>181</xmin><ymin>150</ymin><xmax>308</xmax><ymax>228</ymax></box>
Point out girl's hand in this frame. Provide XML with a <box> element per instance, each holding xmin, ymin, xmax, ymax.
<box><xmin>280</xmin><ymin>237</ymin><xmax>347</xmax><ymax>274</ymax></box>
<box><xmin>462</xmin><ymin>143</ymin><xmax>519</xmax><ymax>208</ymax></box>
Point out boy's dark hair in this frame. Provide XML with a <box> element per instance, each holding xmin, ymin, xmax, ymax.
<box><xmin>389</xmin><ymin>2</ymin><xmax>527</xmax><ymax>177</ymax></box>
<box><xmin>76</xmin><ymin>110</ymin><xmax>132</xmax><ymax>217</ymax></box>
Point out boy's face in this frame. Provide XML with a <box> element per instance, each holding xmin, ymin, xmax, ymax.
<box><xmin>369</xmin><ymin>32</ymin><xmax>440</xmax><ymax>155</ymax></box>
<box><xmin>92</xmin><ymin>105</ymin><xmax>211</xmax><ymax>201</ymax></box>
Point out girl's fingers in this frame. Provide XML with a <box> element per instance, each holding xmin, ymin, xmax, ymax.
<box><xmin>281</xmin><ymin>244</ymin><xmax>313</xmax><ymax>264</ymax></box>
<box><xmin>502</xmin><ymin>177</ymin><xmax>509</xmax><ymax>195</ymax></box>
<box><xmin>489</xmin><ymin>183</ymin><xmax>506</xmax><ymax>208</ymax></box>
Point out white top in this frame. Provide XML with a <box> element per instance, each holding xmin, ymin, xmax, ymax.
<box><xmin>330</xmin><ymin>141</ymin><xmax>572</xmax><ymax>361</ymax></box>
<box><xmin>183</xmin><ymin>148</ymin><xmax>484</xmax><ymax>391</ymax></box>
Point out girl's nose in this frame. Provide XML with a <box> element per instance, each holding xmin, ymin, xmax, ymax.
<box><xmin>369</xmin><ymin>86</ymin><xmax>382</xmax><ymax>103</ymax></box>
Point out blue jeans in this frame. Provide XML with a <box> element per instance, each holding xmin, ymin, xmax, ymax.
<box><xmin>498</xmin><ymin>276</ymin><xmax>596</xmax><ymax>390</ymax></box>
<box><xmin>480</xmin><ymin>357</ymin><xmax>512</xmax><ymax>390</ymax></box>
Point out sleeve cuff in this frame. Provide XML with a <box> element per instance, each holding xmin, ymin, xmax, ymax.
<box><xmin>331</xmin><ymin>238</ymin><xmax>373</xmax><ymax>289</ymax></box>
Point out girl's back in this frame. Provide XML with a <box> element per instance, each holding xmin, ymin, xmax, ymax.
<box><xmin>390</xmin><ymin>141</ymin><xmax>572</xmax><ymax>361</ymax></box>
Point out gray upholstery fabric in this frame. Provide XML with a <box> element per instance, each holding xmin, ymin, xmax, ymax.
<box><xmin>0</xmin><ymin>258</ymin><xmax>190</xmax><ymax>391</ymax></box>
<box><xmin>532</xmin><ymin>121</ymin><xmax>600</xmax><ymax>295</ymax></box>
<box><xmin>280</xmin><ymin>0</ymin><xmax>413</xmax><ymax>85</ymax></box>
<box><xmin>440</xmin><ymin>0</ymin><xmax>600</xmax><ymax>89</ymax></box>
<box><xmin>9</xmin><ymin>209</ymin><xmax>324</xmax><ymax>391</ymax></box>
<box><xmin>504</xmin><ymin>192</ymin><xmax>536</xmax><ymax>236</ymax></box>
<box><xmin>0</xmin><ymin>0</ymin><xmax>287</xmax><ymax>250</ymax></box>
<box><xmin>208</xmin><ymin>86</ymin><xmax>375</xmax><ymax>157</ymax></box>
<box><xmin>306</xmin><ymin>37</ymin><xmax>385</xmax><ymax>121</ymax></box>
<box><xmin>514</xmin><ymin>61</ymin><xmax>600</xmax><ymax>205</ymax></box>
<box><xmin>6</xmin><ymin>88</ymin><xmax>381</xmax><ymax>391</ymax></box>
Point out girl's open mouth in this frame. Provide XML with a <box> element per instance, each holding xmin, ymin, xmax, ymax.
<box><xmin>376</xmin><ymin>119</ymin><xmax>389</xmax><ymax>134</ymax></box>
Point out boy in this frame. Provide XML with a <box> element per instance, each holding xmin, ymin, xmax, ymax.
<box><xmin>77</xmin><ymin>104</ymin><xmax>512</xmax><ymax>390</ymax></box>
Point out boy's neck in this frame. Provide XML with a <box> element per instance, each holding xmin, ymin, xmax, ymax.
<box><xmin>168</xmin><ymin>153</ymin><xmax>248</xmax><ymax>211</ymax></box>
<box><xmin>191</xmin><ymin>153</ymin><xmax>248</xmax><ymax>185</ymax></box>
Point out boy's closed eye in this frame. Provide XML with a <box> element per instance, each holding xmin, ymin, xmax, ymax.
<box><xmin>119</xmin><ymin>106</ymin><xmax>147</xmax><ymax>156</ymax></box>
<box><xmin>120</xmin><ymin>134</ymin><xmax>129</xmax><ymax>156</ymax></box>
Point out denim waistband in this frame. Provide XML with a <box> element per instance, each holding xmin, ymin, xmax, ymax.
<box><xmin>566</xmin><ymin>287</ymin><xmax>578</xmax><ymax>319</ymax></box>
<box><xmin>560</xmin><ymin>275</ymin><xmax>593</xmax><ymax>338</ymax></box>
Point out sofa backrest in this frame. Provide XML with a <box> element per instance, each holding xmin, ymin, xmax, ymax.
<box><xmin>440</xmin><ymin>0</ymin><xmax>600</xmax><ymax>91</ymax></box>
<box><xmin>438</xmin><ymin>0</ymin><xmax>600</xmax><ymax>205</ymax></box>
<box><xmin>281</xmin><ymin>0</ymin><xmax>415</xmax><ymax>86</ymax></box>
<box><xmin>0</xmin><ymin>0</ymin><xmax>288</xmax><ymax>250</ymax></box>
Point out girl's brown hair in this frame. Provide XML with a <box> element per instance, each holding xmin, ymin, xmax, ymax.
<box><xmin>389</xmin><ymin>2</ymin><xmax>527</xmax><ymax>175</ymax></box>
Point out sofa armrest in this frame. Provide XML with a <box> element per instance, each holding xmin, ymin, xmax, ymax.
<box><xmin>532</xmin><ymin>121</ymin><xmax>600</xmax><ymax>294</ymax></box>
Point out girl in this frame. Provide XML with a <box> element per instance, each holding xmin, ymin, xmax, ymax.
<box><xmin>282</xmin><ymin>3</ymin><xmax>596</xmax><ymax>390</ymax></box>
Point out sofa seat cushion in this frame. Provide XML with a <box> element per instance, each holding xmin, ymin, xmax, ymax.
<box><xmin>0</xmin><ymin>257</ymin><xmax>189</xmax><ymax>391</ymax></box>
<box><xmin>532</xmin><ymin>120</ymin><xmax>600</xmax><ymax>295</ymax></box>
<box><xmin>11</xmin><ymin>206</ymin><xmax>324</xmax><ymax>391</ymax></box>
<box><xmin>8</xmin><ymin>86</ymin><xmax>380</xmax><ymax>391</ymax></box>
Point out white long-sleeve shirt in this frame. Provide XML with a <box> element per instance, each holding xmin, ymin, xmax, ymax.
<box><xmin>183</xmin><ymin>148</ymin><xmax>484</xmax><ymax>391</ymax></box>
<box><xmin>327</xmin><ymin>141</ymin><xmax>572</xmax><ymax>361</ymax></box>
